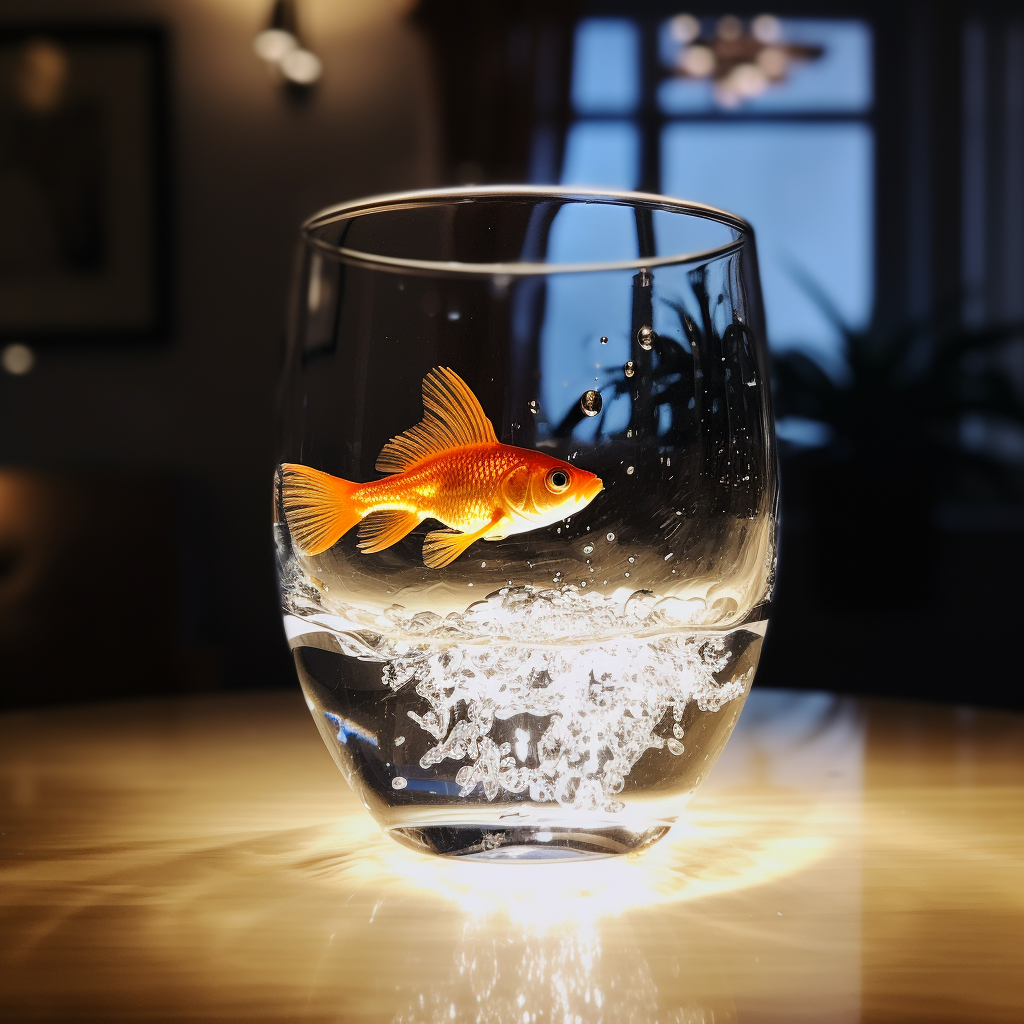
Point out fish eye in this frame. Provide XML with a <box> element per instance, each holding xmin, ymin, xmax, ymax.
<box><xmin>545</xmin><ymin>469</ymin><xmax>570</xmax><ymax>493</ymax></box>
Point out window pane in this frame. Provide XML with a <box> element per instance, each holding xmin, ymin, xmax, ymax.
<box><xmin>572</xmin><ymin>18</ymin><xmax>640</xmax><ymax>115</ymax></box>
<box><xmin>661</xmin><ymin>122</ymin><xmax>874</xmax><ymax>370</ymax></box>
<box><xmin>537</xmin><ymin>209</ymin><xmax>640</xmax><ymax>429</ymax></box>
<box><xmin>659</xmin><ymin>19</ymin><xmax>873</xmax><ymax>115</ymax></box>
<box><xmin>560</xmin><ymin>121</ymin><xmax>640</xmax><ymax>190</ymax></box>
<box><xmin>536</xmin><ymin>269</ymin><xmax>637</xmax><ymax>434</ymax></box>
<box><xmin>545</xmin><ymin>202</ymin><xmax>640</xmax><ymax>266</ymax></box>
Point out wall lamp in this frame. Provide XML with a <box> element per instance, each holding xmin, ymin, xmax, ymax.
<box><xmin>254</xmin><ymin>0</ymin><xmax>322</xmax><ymax>87</ymax></box>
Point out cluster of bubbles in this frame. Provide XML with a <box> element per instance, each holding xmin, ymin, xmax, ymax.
<box><xmin>287</xmin><ymin>578</ymin><xmax>729</xmax><ymax>645</ymax></box>
<box><xmin>284</xmin><ymin>582</ymin><xmax>750</xmax><ymax>814</ymax></box>
<box><xmin>401</xmin><ymin>624</ymin><xmax>745</xmax><ymax>813</ymax></box>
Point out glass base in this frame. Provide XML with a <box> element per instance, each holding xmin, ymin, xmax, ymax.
<box><xmin>386</xmin><ymin>821</ymin><xmax>673</xmax><ymax>861</ymax></box>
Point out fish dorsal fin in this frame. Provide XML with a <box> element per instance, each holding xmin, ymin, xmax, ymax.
<box><xmin>375</xmin><ymin>367</ymin><xmax>498</xmax><ymax>474</ymax></box>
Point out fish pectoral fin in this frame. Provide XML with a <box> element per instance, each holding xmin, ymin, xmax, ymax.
<box><xmin>422</xmin><ymin>530</ymin><xmax>476</xmax><ymax>569</ymax></box>
<box><xmin>423</xmin><ymin>510</ymin><xmax>507</xmax><ymax>569</ymax></box>
<box><xmin>356</xmin><ymin>509</ymin><xmax>422</xmax><ymax>554</ymax></box>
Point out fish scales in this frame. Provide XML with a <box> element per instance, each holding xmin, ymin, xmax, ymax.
<box><xmin>358</xmin><ymin>444</ymin><xmax>517</xmax><ymax>534</ymax></box>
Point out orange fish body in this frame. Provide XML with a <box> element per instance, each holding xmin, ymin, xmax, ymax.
<box><xmin>281</xmin><ymin>367</ymin><xmax>603</xmax><ymax>568</ymax></box>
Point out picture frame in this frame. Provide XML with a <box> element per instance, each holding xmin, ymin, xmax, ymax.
<box><xmin>0</xmin><ymin>24</ymin><xmax>170</xmax><ymax>344</ymax></box>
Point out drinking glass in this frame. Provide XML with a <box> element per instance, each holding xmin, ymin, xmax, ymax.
<box><xmin>275</xmin><ymin>187</ymin><xmax>778</xmax><ymax>860</ymax></box>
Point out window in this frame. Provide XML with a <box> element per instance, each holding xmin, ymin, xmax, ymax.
<box><xmin>552</xmin><ymin>16</ymin><xmax>875</xmax><ymax>377</ymax></box>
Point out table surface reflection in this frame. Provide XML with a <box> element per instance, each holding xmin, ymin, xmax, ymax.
<box><xmin>1</xmin><ymin>689</ymin><xmax>1021</xmax><ymax>1023</ymax></box>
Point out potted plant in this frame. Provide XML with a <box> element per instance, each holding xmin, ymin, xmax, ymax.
<box><xmin>771</xmin><ymin>286</ymin><xmax>1024</xmax><ymax>607</ymax></box>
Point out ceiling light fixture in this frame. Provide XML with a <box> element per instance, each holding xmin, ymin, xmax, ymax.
<box><xmin>667</xmin><ymin>12</ymin><xmax>823</xmax><ymax>107</ymax></box>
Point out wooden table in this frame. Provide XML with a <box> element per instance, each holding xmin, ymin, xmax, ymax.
<box><xmin>1</xmin><ymin>689</ymin><xmax>1021</xmax><ymax>1023</ymax></box>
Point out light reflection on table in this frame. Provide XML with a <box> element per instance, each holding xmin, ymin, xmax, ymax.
<box><xmin>0</xmin><ymin>690</ymin><xmax>1021</xmax><ymax>1022</ymax></box>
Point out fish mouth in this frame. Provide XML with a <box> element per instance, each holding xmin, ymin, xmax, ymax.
<box><xmin>582</xmin><ymin>476</ymin><xmax>604</xmax><ymax>503</ymax></box>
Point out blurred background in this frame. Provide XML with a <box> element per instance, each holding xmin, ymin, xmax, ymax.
<box><xmin>1</xmin><ymin>0</ymin><xmax>1022</xmax><ymax>711</ymax></box>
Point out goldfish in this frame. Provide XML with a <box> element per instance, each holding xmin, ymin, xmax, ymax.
<box><xmin>280</xmin><ymin>366</ymin><xmax>603</xmax><ymax>568</ymax></box>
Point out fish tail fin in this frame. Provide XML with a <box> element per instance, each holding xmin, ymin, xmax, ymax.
<box><xmin>280</xmin><ymin>463</ymin><xmax>362</xmax><ymax>555</ymax></box>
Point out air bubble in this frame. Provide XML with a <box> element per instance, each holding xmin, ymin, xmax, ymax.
<box><xmin>624</xmin><ymin>360</ymin><xmax>636</xmax><ymax>378</ymax></box>
<box><xmin>528</xmin><ymin>400</ymin><xmax>539</xmax><ymax>414</ymax></box>
<box><xmin>606</xmin><ymin>532</ymin><xmax>616</xmax><ymax>542</ymax></box>
<box><xmin>637</xmin><ymin>326</ymin><xmax>654</xmax><ymax>350</ymax></box>
<box><xmin>583</xmin><ymin>543</ymin><xmax>594</xmax><ymax>555</ymax></box>
<box><xmin>580</xmin><ymin>390</ymin><xmax>602</xmax><ymax>417</ymax></box>
<box><xmin>392</xmin><ymin>776</ymin><xmax>408</xmax><ymax>790</ymax></box>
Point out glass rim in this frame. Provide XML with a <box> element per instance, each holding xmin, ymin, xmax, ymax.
<box><xmin>300</xmin><ymin>185</ymin><xmax>753</xmax><ymax>277</ymax></box>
